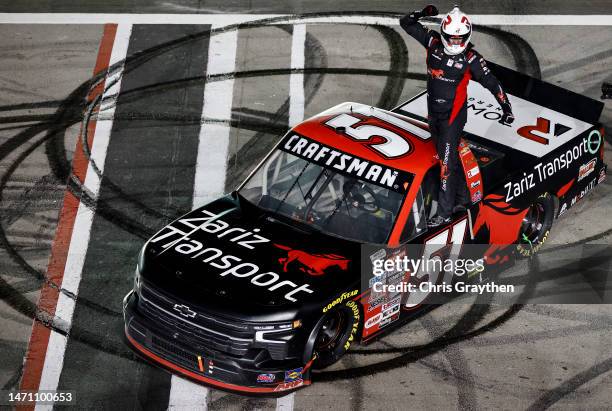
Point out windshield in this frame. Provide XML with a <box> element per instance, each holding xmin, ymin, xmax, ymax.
<box><xmin>239</xmin><ymin>149</ymin><xmax>406</xmax><ymax>243</ymax></box>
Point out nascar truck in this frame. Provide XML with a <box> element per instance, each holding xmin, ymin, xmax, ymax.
<box><xmin>123</xmin><ymin>64</ymin><xmax>606</xmax><ymax>393</ymax></box>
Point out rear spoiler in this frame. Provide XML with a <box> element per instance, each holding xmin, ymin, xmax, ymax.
<box><xmin>394</xmin><ymin>63</ymin><xmax>604</xmax><ymax>162</ymax></box>
<box><xmin>488</xmin><ymin>63</ymin><xmax>604</xmax><ymax>124</ymax></box>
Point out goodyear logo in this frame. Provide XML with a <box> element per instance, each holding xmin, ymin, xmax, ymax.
<box><xmin>322</xmin><ymin>290</ymin><xmax>359</xmax><ymax>313</ymax></box>
<box><xmin>344</xmin><ymin>300</ymin><xmax>361</xmax><ymax>350</ymax></box>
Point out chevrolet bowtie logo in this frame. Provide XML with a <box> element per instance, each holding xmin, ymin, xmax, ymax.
<box><xmin>173</xmin><ymin>304</ymin><xmax>196</xmax><ymax>318</ymax></box>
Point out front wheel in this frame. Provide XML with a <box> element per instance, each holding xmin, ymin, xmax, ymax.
<box><xmin>312</xmin><ymin>301</ymin><xmax>361</xmax><ymax>369</ymax></box>
<box><xmin>516</xmin><ymin>193</ymin><xmax>554</xmax><ymax>258</ymax></box>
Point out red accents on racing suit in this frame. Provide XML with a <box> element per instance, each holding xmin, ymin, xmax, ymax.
<box><xmin>449</xmin><ymin>69</ymin><xmax>472</xmax><ymax>124</ymax></box>
<box><xmin>399</xmin><ymin>13</ymin><xmax>513</xmax><ymax>218</ymax></box>
<box><xmin>399</xmin><ymin>14</ymin><xmax>512</xmax><ymax>116</ymax></box>
<box><xmin>429</xmin><ymin>68</ymin><xmax>445</xmax><ymax>78</ymax></box>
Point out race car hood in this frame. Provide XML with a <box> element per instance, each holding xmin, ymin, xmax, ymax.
<box><xmin>139</xmin><ymin>193</ymin><xmax>361</xmax><ymax>321</ymax></box>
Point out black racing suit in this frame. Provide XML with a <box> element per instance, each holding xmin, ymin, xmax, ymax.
<box><xmin>400</xmin><ymin>13</ymin><xmax>513</xmax><ymax>219</ymax></box>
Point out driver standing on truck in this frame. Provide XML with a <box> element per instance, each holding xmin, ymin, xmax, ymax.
<box><xmin>400</xmin><ymin>5</ymin><xmax>515</xmax><ymax>227</ymax></box>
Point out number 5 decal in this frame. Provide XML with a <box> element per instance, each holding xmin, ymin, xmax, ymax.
<box><xmin>325</xmin><ymin>108</ymin><xmax>431</xmax><ymax>159</ymax></box>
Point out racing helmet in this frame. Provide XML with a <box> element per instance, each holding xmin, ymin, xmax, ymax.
<box><xmin>440</xmin><ymin>6</ymin><xmax>472</xmax><ymax>55</ymax></box>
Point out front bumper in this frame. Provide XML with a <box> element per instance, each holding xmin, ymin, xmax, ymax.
<box><xmin>123</xmin><ymin>290</ymin><xmax>311</xmax><ymax>394</ymax></box>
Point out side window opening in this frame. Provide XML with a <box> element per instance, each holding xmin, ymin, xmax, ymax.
<box><xmin>400</xmin><ymin>165</ymin><xmax>440</xmax><ymax>243</ymax></box>
<box><xmin>421</xmin><ymin>165</ymin><xmax>440</xmax><ymax>220</ymax></box>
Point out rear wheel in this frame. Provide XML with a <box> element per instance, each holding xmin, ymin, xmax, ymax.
<box><xmin>312</xmin><ymin>301</ymin><xmax>360</xmax><ymax>369</ymax></box>
<box><xmin>516</xmin><ymin>193</ymin><xmax>554</xmax><ymax>258</ymax></box>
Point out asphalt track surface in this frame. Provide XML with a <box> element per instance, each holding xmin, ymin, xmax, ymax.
<box><xmin>0</xmin><ymin>2</ymin><xmax>611</xmax><ymax>411</ymax></box>
<box><xmin>2</xmin><ymin>1</ymin><xmax>612</xmax><ymax>14</ymax></box>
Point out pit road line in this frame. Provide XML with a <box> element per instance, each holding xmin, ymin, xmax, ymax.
<box><xmin>19</xmin><ymin>23</ymin><xmax>132</xmax><ymax>411</ymax></box>
<box><xmin>35</xmin><ymin>23</ymin><xmax>133</xmax><ymax>410</ymax></box>
<box><xmin>15</xmin><ymin>22</ymin><xmax>119</xmax><ymax>409</ymax></box>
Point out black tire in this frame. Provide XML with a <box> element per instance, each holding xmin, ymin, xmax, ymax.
<box><xmin>516</xmin><ymin>193</ymin><xmax>554</xmax><ymax>258</ymax></box>
<box><xmin>312</xmin><ymin>300</ymin><xmax>361</xmax><ymax>369</ymax></box>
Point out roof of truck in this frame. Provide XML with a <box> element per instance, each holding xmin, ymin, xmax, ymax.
<box><xmin>291</xmin><ymin>102</ymin><xmax>438</xmax><ymax>176</ymax></box>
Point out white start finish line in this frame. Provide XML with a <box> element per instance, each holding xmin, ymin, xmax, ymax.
<box><xmin>0</xmin><ymin>13</ymin><xmax>611</xmax><ymax>25</ymax></box>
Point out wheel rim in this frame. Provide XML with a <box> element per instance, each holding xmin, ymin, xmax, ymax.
<box><xmin>520</xmin><ymin>201</ymin><xmax>545</xmax><ymax>245</ymax></box>
<box><xmin>314</xmin><ymin>311</ymin><xmax>345</xmax><ymax>351</ymax></box>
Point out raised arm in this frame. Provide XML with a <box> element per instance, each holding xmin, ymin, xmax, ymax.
<box><xmin>399</xmin><ymin>5</ymin><xmax>439</xmax><ymax>49</ymax></box>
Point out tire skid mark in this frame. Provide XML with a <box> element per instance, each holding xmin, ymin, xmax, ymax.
<box><xmin>0</xmin><ymin>89</ymin><xmax>130</xmax><ymax>319</ymax></box>
<box><xmin>475</xmin><ymin>25</ymin><xmax>542</xmax><ymax>79</ymax></box>
<box><xmin>419</xmin><ymin>315</ymin><xmax>479</xmax><ymax>411</ymax></box>
<box><xmin>369</xmin><ymin>24</ymin><xmax>408</xmax><ymax>110</ymax></box>
<box><xmin>1</xmin><ymin>129</ymin><xmax>67</xmax><ymax>282</ymax></box>
<box><xmin>225</xmin><ymin>24</ymin><xmax>325</xmax><ymax>192</ymax></box>
<box><xmin>501</xmin><ymin>248</ymin><xmax>612</xmax><ymax>301</ymax></box>
<box><xmin>341</xmin><ymin>355</ymin><xmax>364</xmax><ymax>411</ymax></box>
<box><xmin>412</xmin><ymin>296</ymin><xmax>498</xmax><ymax>410</ymax></box>
<box><xmin>1</xmin><ymin>363</ymin><xmax>23</xmax><ymax>391</ymax></box>
<box><xmin>0</xmin><ymin>32</ymin><xmax>323</xmax><ymax>338</ymax></box>
<box><xmin>0</xmin><ymin>100</ymin><xmax>63</xmax><ymax>113</ymax></box>
<box><xmin>0</xmin><ymin>274</ymin><xmax>138</xmax><ymax>362</ymax></box>
<box><xmin>526</xmin><ymin>356</ymin><xmax>612</xmax><ymax>410</ymax></box>
<box><xmin>90</xmin><ymin>68</ymin><xmax>426</xmax><ymax>113</ymax></box>
<box><xmin>467</xmin><ymin>322</ymin><xmax>612</xmax><ymax>348</ymax></box>
<box><xmin>0</xmin><ymin>70</ymin><xmax>99</xmax><ymax>302</ymax></box>
<box><xmin>521</xmin><ymin>304</ymin><xmax>612</xmax><ymax>325</ymax></box>
<box><xmin>315</xmin><ymin>304</ymin><xmax>524</xmax><ymax>382</ymax></box>
<box><xmin>541</xmin><ymin>225</ymin><xmax>612</xmax><ymax>253</ymax></box>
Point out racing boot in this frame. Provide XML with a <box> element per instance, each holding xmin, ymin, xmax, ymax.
<box><xmin>452</xmin><ymin>204</ymin><xmax>467</xmax><ymax>214</ymax></box>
